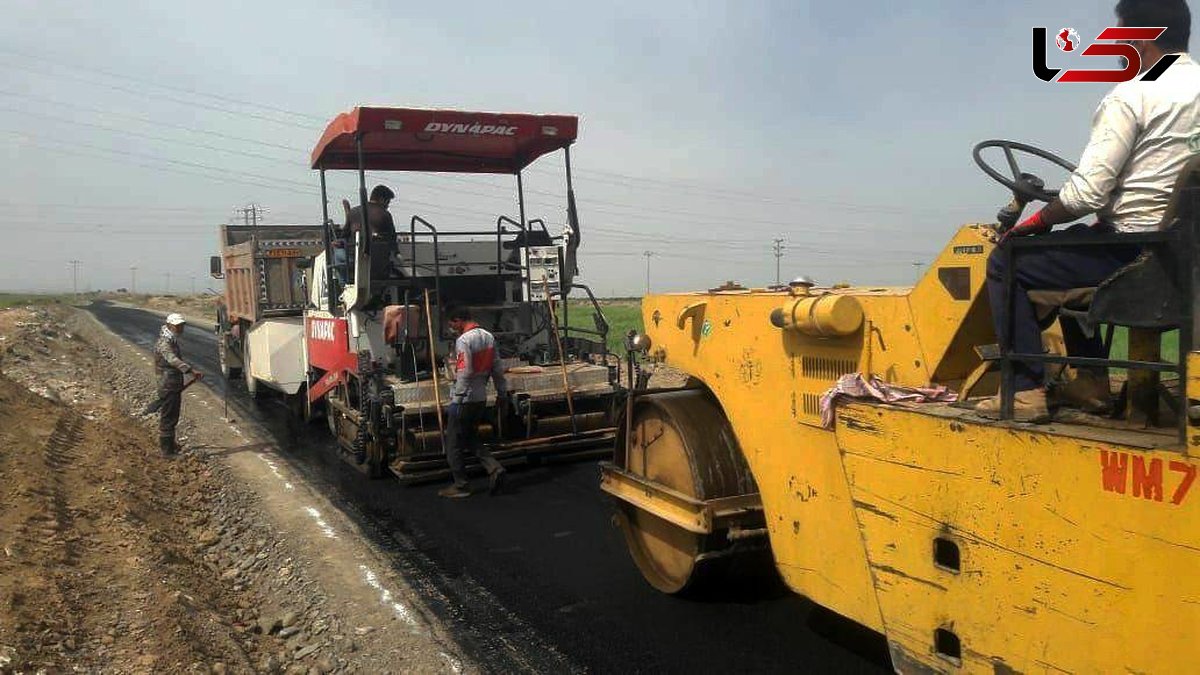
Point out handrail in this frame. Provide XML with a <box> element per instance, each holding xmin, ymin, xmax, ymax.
<box><xmin>496</xmin><ymin>214</ymin><xmax>525</xmax><ymax>291</ymax></box>
<box><xmin>556</xmin><ymin>283</ymin><xmax>611</xmax><ymax>364</ymax></box>
<box><xmin>527</xmin><ymin>218</ymin><xmax>552</xmax><ymax>240</ymax></box>
<box><xmin>409</xmin><ymin>216</ymin><xmax>441</xmax><ymax>332</ymax></box>
<box><xmin>997</xmin><ymin>213</ymin><xmax>1192</xmax><ymax>443</ymax></box>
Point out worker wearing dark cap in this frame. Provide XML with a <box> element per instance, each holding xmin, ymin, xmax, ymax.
<box><xmin>345</xmin><ymin>184</ymin><xmax>398</xmax><ymax>283</ymax></box>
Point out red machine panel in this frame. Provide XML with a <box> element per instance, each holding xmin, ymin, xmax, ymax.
<box><xmin>306</xmin><ymin>316</ymin><xmax>358</xmax><ymax>402</ymax></box>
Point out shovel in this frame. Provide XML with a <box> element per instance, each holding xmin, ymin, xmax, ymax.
<box><xmin>144</xmin><ymin>369</ymin><xmax>202</xmax><ymax>413</ymax></box>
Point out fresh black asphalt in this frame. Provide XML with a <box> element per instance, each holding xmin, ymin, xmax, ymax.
<box><xmin>88</xmin><ymin>301</ymin><xmax>889</xmax><ymax>674</ymax></box>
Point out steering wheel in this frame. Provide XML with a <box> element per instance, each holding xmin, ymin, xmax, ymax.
<box><xmin>972</xmin><ymin>140</ymin><xmax>1077</xmax><ymax>203</ymax></box>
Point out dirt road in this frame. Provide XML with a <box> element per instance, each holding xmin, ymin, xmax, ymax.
<box><xmin>84</xmin><ymin>301</ymin><xmax>891</xmax><ymax>674</ymax></box>
<box><xmin>0</xmin><ymin>306</ymin><xmax>461</xmax><ymax>674</ymax></box>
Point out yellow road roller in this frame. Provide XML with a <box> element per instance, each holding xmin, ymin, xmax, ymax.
<box><xmin>602</xmin><ymin>140</ymin><xmax>1200</xmax><ymax>673</ymax></box>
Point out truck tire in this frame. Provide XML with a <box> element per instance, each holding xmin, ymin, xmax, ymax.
<box><xmin>218</xmin><ymin>335</ymin><xmax>241</xmax><ymax>379</ymax></box>
<box><xmin>215</xmin><ymin>305</ymin><xmax>241</xmax><ymax>380</ymax></box>
<box><xmin>327</xmin><ymin>403</ymin><xmax>339</xmax><ymax>438</ymax></box>
<box><xmin>287</xmin><ymin>385</ymin><xmax>323</xmax><ymax>424</ymax></box>
<box><xmin>242</xmin><ymin>337</ymin><xmax>259</xmax><ymax>400</ymax></box>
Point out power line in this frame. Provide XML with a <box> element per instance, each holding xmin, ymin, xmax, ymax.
<box><xmin>0</xmin><ymin>46</ymin><xmax>327</xmax><ymax>123</ymax></box>
<box><xmin>0</xmin><ymin>57</ymin><xmax>318</xmax><ymax>130</ymax></box>
<box><xmin>2</xmin><ymin>131</ymin><xmax>318</xmax><ymax>196</ymax></box>
<box><xmin>0</xmin><ymin>101</ymin><xmax>969</xmax><ymax>235</ymax></box>
<box><xmin>0</xmin><ymin>89</ymin><xmax>309</xmax><ymax>152</ymax></box>
<box><xmin>0</xmin><ymin>103</ymin><xmax>296</xmax><ymax>164</ymax></box>
<box><xmin>0</xmin><ymin>95</ymin><xmax>966</xmax><ymax>229</ymax></box>
<box><xmin>1</xmin><ymin>130</ymin><xmax>312</xmax><ymax>188</ymax></box>
<box><xmin>0</xmin><ymin>55</ymin><xmax>979</xmax><ymax>226</ymax></box>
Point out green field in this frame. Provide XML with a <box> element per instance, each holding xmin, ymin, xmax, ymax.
<box><xmin>1106</xmin><ymin>327</ymin><xmax>1179</xmax><ymax>366</ymax></box>
<box><xmin>561</xmin><ymin>299</ymin><xmax>643</xmax><ymax>355</ymax></box>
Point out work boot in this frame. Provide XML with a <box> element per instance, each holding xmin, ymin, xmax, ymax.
<box><xmin>159</xmin><ymin>436</ymin><xmax>178</xmax><ymax>457</ymax></box>
<box><xmin>1054</xmin><ymin>371</ymin><xmax>1112</xmax><ymax>415</ymax></box>
<box><xmin>488</xmin><ymin>468</ymin><xmax>508</xmax><ymax>496</ymax></box>
<box><xmin>437</xmin><ymin>485</ymin><xmax>472</xmax><ymax>499</ymax></box>
<box><xmin>975</xmin><ymin>388</ymin><xmax>1050</xmax><ymax>423</ymax></box>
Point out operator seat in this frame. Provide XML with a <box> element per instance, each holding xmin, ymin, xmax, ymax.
<box><xmin>1022</xmin><ymin>154</ymin><xmax>1200</xmax><ymax>423</ymax></box>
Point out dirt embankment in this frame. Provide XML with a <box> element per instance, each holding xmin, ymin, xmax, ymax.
<box><xmin>0</xmin><ymin>306</ymin><xmax>457</xmax><ymax>674</ymax></box>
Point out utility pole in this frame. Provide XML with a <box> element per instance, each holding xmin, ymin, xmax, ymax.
<box><xmin>190</xmin><ymin>275</ymin><xmax>196</xmax><ymax>295</ymax></box>
<box><xmin>643</xmin><ymin>251</ymin><xmax>655</xmax><ymax>295</ymax></box>
<box><xmin>67</xmin><ymin>260</ymin><xmax>81</xmax><ymax>296</ymax></box>
<box><xmin>164</xmin><ymin>272</ymin><xmax>171</xmax><ymax>294</ymax></box>
<box><xmin>772</xmin><ymin>238</ymin><xmax>786</xmax><ymax>287</ymax></box>
<box><xmin>912</xmin><ymin>261</ymin><xmax>924</xmax><ymax>282</ymax></box>
<box><xmin>130</xmin><ymin>265</ymin><xmax>138</xmax><ymax>294</ymax></box>
<box><xmin>235</xmin><ymin>203</ymin><xmax>265</xmax><ymax>227</ymax></box>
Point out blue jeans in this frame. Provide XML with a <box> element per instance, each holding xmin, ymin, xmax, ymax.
<box><xmin>332</xmin><ymin>245</ymin><xmax>348</xmax><ymax>284</ymax></box>
<box><xmin>986</xmin><ymin>223</ymin><xmax>1141</xmax><ymax>391</ymax></box>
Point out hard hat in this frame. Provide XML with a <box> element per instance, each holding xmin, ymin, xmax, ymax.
<box><xmin>166</xmin><ymin>313</ymin><xmax>187</xmax><ymax>326</ymax></box>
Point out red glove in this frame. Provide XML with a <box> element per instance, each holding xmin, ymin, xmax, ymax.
<box><xmin>1000</xmin><ymin>209</ymin><xmax>1050</xmax><ymax>244</ymax></box>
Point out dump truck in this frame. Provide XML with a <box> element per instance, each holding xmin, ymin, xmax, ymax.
<box><xmin>298</xmin><ymin>106</ymin><xmax>618</xmax><ymax>481</ymax></box>
<box><xmin>210</xmin><ymin>224</ymin><xmax>326</xmax><ymax>401</ymax></box>
<box><xmin>602</xmin><ymin>140</ymin><xmax>1200</xmax><ymax>673</ymax></box>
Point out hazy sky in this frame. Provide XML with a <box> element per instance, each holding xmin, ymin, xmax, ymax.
<box><xmin>0</xmin><ymin>0</ymin><xmax>1184</xmax><ymax>295</ymax></box>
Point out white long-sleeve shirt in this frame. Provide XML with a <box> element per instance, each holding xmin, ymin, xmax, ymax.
<box><xmin>1058</xmin><ymin>53</ymin><xmax>1200</xmax><ymax>231</ymax></box>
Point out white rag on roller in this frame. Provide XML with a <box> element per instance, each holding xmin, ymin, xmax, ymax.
<box><xmin>820</xmin><ymin>373</ymin><xmax>957</xmax><ymax>429</ymax></box>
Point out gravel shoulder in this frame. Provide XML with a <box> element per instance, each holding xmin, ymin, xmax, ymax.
<box><xmin>0</xmin><ymin>305</ymin><xmax>466</xmax><ymax>674</ymax></box>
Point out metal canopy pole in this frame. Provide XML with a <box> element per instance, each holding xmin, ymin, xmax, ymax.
<box><xmin>356</xmin><ymin>133</ymin><xmax>369</xmax><ymax>296</ymax></box>
<box><xmin>562</xmin><ymin>147</ymin><xmax>578</xmax><ymax>334</ymax></box>
<box><xmin>564</xmin><ymin>146</ymin><xmax>579</xmax><ymax>235</ymax></box>
<box><xmin>517</xmin><ymin>170</ymin><xmax>529</xmax><ymax>308</ymax></box>
<box><xmin>564</xmin><ymin>146</ymin><xmax>575</xmax><ymax>193</ymax></box>
<box><xmin>516</xmin><ymin>170</ymin><xmax>527</xmax><ymax>231</ymax></box>
<box><xmin>319</xmin><ymin>168</ymin><xmax>335</xmax><ymax>312</ymax></box>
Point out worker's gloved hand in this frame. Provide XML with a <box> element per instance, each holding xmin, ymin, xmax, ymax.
<box><xmin>193</xmin><ymin>371</ymin><xmax>204</xmax><ymax>380</ymax></box>
<box><xmin>999</xmin><ymin>209</ymin><xmax>1051</xmax><ymax>244</ymax></box>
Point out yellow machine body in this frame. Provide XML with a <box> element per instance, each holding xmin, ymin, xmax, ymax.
<box><xmin>609</xmin><ymin>224</ymin><xmax>1200</xmax><ymax>673</ymax></box>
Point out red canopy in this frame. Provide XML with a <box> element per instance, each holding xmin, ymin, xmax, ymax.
<box><xmin>310</xmin><ymin>107</ymin><xmax>578</xmax><ymax>174</ymax></box>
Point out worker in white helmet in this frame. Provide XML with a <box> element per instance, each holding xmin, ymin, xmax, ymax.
<box><xmin>153</xmin><ymin>313</ymin><xmax>202</xmax><ymax>456</ymax></box>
